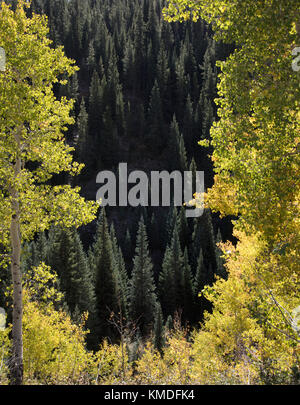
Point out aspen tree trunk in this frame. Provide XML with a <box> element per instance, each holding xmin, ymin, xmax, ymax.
<box><xmin>10</xmin><ymin>142</ymin><xmax>23</xmax><ymax>385</ymax></box>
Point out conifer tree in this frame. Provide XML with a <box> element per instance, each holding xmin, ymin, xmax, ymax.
<box><xmin>182</xmin><ymin>93</ymin><xmax>195</xmax><ymax>155</ymax></box>
<box><xmin>88</xmin><ymin>69</ymin><xmax>102</xmax><ymax>142</ymax></box>
<box><xmin>76</xmin><ymin>98</ymin><xmax>89</xmax><ymax>164</ymax></box>
<box><xmin>164</xmin><ymin>205</ymin><xmax>177</xmax><ymax>248</ymax></box>
<box><xmin>165</xmin><ymin>314</ymin><xmax>173</xmax><ymax>332</ymax></box>
<box><xmin>147</xmin><ymin>80</ymin><xmax>165</xmax><ymax>151</ymax></box>
<box><xmin>182</xmin><ymin>248</ymin><xmax>194</xmax><ymax>322</ymax></box>
<box><xmin>159</xmin><ymin>224</ymin><xmax>184</xmax><ymax>318</ymax></box>
<box><xmin>129</xmin><ymin>219</ymin><xmax>157</xmax><ymax>336</ymax></box>
<box><xmin>92</xmin><ymin>209</ymin><xmax>119</xmax><ymax>340</ymax></box>
<box><xmin>189</xmin><ymin>158</ymin><xmax>198</xmax><ymax>193</ymax></box>
<box><xmin>123</xmin><ymin>228</ymin><xmax>133</xmax><ymax>263</ymax></box>
<box><xmin>167</xmin><ymin>115</ymin><xmax>181</xmax><ymax>171</ymax></box>
<box><xmin>177</xmin><ymin>206</ymin><xmax>189</xmax><ymax>249</ymax></box>
<box><xmin>47</xmin><ymin>227</ymin><xmax>95</xmax><ymax>317</ymax></box>
<box><xmin>22</xmin><ymin>232</ymin><xmax>48</xmax><ymax>275</ymax></box>
<box><xmin>133</xmin><ymin>7</ymin><xmax>146</xmax><ymax>95</ymax></box>
<box><xmin>178</xmin><ymin>134</ymin><xmax>188</xmax><ymax>172</ymax></box>
<box><xmin>159</xmin><ymin>245</ymin><xmax>176</xmax><ymax>317</ymax></box>
<box><xmin>191</xmin><ymin>209</ymin><xmax>217</xmax><ymax>276</ymax></box>
<box><xmin>110</xmin><ymin>224</ymin><xmax>129</xmax><ymax>318</ymax></box>
<box><xmin>86</xmin><ymin>41</ymin><xmax>96</xmax><ymax>77</ymax></box>
<box><xmin>156</xmin><ymin>45</ymin><xmax>170</xmax><ymax>112</ymax></box>
<box><xmin>153</xmin><ymin>303</ymin><xmax>165</xmax><ymax>354</ymax></box>
<box><xmin>171</xmin><ymin>225</ymin><xmax>184</xmax><ymax>313</ymax></box>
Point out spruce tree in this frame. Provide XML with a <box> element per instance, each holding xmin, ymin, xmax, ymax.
<box><xmin>75</xmin><ymin>97</ymin><xmax>89</xmax><ymax>164</ymax></box>
<box><xmin>177</xmin><ymin>206</ymin><xmax>189</xmax><ymax>250</ymax></box>
<box><xmin>129</xmin><ymin>219</ymin><xmax>157</xmax><ymax>336</ymax></box>
<box><xmin>159</xmin><ymin>245</ymin><xmax>176</xmax><ymax>318</ymax></box>
<box><xmin>191</xmin><ymin>209</ymin><xmax>217</xmax><ymax>277</ymax></box>
<box><xmin>88</xmin><ymin>69</ymin><xmax>102</xmax><ymax>141</ymax></box>
<box><xmin>92</xmin><ymin>209</ymin><xmax>119</xmax><ymax>340</ymax></box>
<box><xmin>182</xmin><ymin>93</ymin><xmax>195</xmax><ymax>155</ymax></box>
<box><xmin>110</xmin><ymin>224</ymin><xmax>129</xmax><ymax>318</ymax></box>
<box><xmin>47</xmin><ymin>226</ymin><xmax>95</xmax><ymax>318</ymax></box>
<box><xmin>153</xmin><ymin>303</ymin><xmax>165</xmax><ymax>354</ymax></box>
<box><xmin>165</xmin><ymin>314</ymin><xmax>173</xmax><ymax>332</ymax></box>
<box><xmin>182</xmin><ymin>248</ymin><xmax>194</xmax><ymax>323</ymax></box>
<box><xmin>123</xmin><ymin>228</ymin><xmax>133</xmax><ymax>263</ymax></box>
<box><xmin>168</xmin><ymin>115</ymin><xmax>181</xmax><ymax>171</ymax></box>
<box><xmin>159</xmin><ymin>224</ymin><xmax>184</xmax><ymax>318</ymax></box>
<box><xmin>164</xmin><ymin>205</ymin><xmax>177</xmax><ymax>248</ymax></box>
<box><xmin>147</xmin><ymin>80</ymin><xmax>165</xmax><ymax>151</ymax></box>
<box><xmin>178</xmin><ymin>134</ymin><xmax>188</xmax><ymax>172</ymax></box>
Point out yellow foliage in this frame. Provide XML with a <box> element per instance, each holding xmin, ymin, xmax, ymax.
<box><xmin>134</xmin><ymin>342</ymin><xmax>167</xmax><ymax>385</ymax></box>
<box><xmin>23</xmin><ymin>300</ymin><xmax>92</xmax><ymax>384</ymax></box>
<box><xmin>21</xmin><ymin>264</ymin><xmax>93</xmax><ymax>384</ymax></box>
<box><xmin>163</xmin><ymin>327</ymin><xmax>192</xmax><ymax>384</ymax></box>
<box><xmin>91</xmin><ymin>340</ymin><xmax>132</xmax><ymax>384</ymax></box>
<box><xmin>134</xmin><ymin>324</ymin><xmax>192</xmax><ymax>385</ymax></box>
<box><xmin>191</xmin><ymin>231</ymin><xmax>300</xmax><ymax>384</ymax></box>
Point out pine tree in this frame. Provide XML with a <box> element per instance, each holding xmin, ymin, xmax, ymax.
<box><xmin>110</xmin><ymin>224</ymin><xmax>129</xmax><ymax>318</ymax></box>
<box><xmin>153</xmin><ymin>303</ymin><xmax>165</xmax><ymax>353</ymax></box>
<box><xmin>149</xmin><ymin>212</ymin><xmax>160</xmax><ymax>250</ymax></box>
<box><xmin>123</xmin><ymin>40</ymin><xmax>135</xmax><ymax>92</ymax></box>
<box><xmin>133</xmin><ymin>7</ymin><xmax>146</xmax><ymax>95</ymax></box>
<box><xmin>156</xmin><ymin>45</ymin><xmax>170</xmax><ymax>108</ymax></box>
<box><xmin>159</xmin><ymin>224</ymin><xmax>184</xmax><ymax>318</ymax></box>
<box><xmin>47</xmin><ymin>227</ymin><xmax>95</xmax><ymax>318</ymax></box>
<box><xmin>171</xmin><ymin>225</ymin><xmax>184</xmax><ymax>313</ymax></box>
<box><xmin>21</xmin><ymin>232</ymin><xmax>48</xmax><ymax>279</ymax></box>
<box><xmin>75</xmin><ymin>97</ymin><xmax>89</xmax><ymax>164</ymax></box>
<box><xmin>165</xmin><ymin>314</ymin><xmax>173</xmax><ymax>332</ymax></box>
<box><xmin>182</xmin><ymin>248</ymin><xmax>194</xmax><ymax>323</ymax></box>
<box><xmin>177</xmin><ymin>206</ymin><xmax>189</xmax><ymax>249</ymax></box>
<box><xmin>159</xmin><ymin>245</ymin><xmax>176</xmax><ymax>318</ymax></box>
<box><xmin>189</xmin><ymin>158</ymin><xmax>198</xmax><ymax>194</ymax></box>
<box><xmin>86</xmin><ymin>41</ymin><xmax>96</xmax><ymax>77</ymax></box>
<box><xmin>88</xmin><ymin>69</ymin><xmax>102</xmax><ymax>141</ymax></box>
<box><xmin>178</xmin><ymin>134</ymin><xmax>188</xmax><ymax>172</ymax></box>
<box><xmin>168</xmin><ymin>115</ymin><xmax>181</xmax><ymax>171</ymax></box>
<box><xmin>182</xmin><ymin>93</ymin><xmax>195</xmax><ymax>155</ymax></box>
<box><xmin>129</xmin><ymin>219</ymin><xmax>157</xmax><ymax>336</ymax></box>
<box><xmin>147</xmin><ymin>80</ymin><xmax>165</xmax><ymax>151</ymax></box>
<box><xmin>175</xmin><ymin>50</ymin><xmax>188</xmax><ymax>122</ymax></box>
<box><xmin>92</xmin><ymin>209</ymin><xmax>119</xmax><ymax>340</ymax></box>
<box><xmin>123</xmin><ymin>228</ymin><xmax>133</xmax><ymax>262</ymax></box>
<box><xmin>191</xmin><ymin>209</ymin><xmax>217</xmax><ymax>277</ymax></box>
<box><xmin>164</xmin><ymin>205</ymin><xmax>177</xmax><ymax>248</ymax></box>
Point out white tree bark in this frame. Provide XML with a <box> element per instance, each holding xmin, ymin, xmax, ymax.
<box><xmin>10</xmin><ymin>132</ymin><xmax>23</xmax><ymax>385</ymax></box>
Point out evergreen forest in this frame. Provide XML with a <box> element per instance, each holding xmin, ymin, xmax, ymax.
<box><xmin>0</xmin><ymin>0</ymin><xmax>299</xmax><ymax>386</ymax></box>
